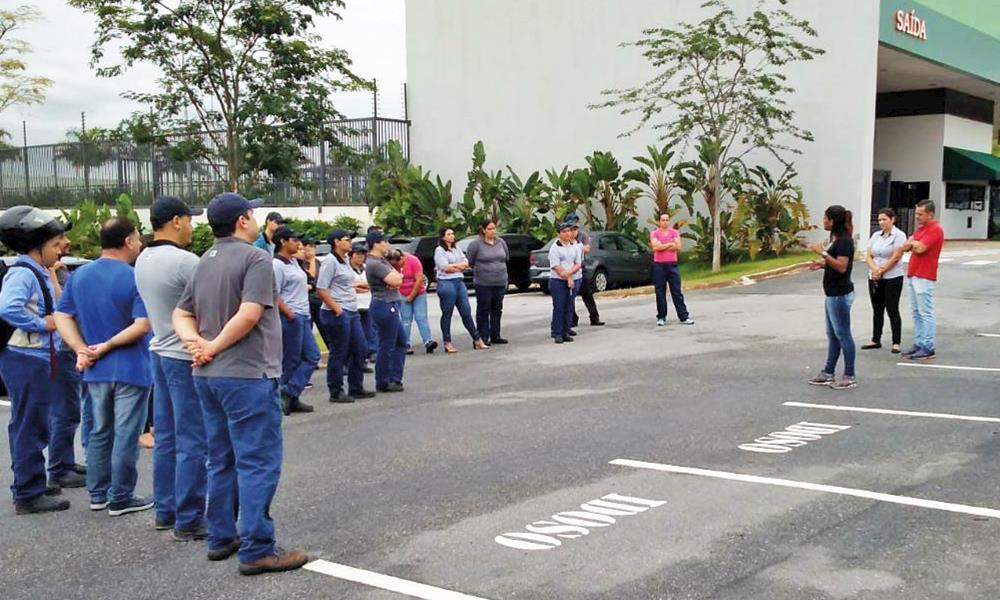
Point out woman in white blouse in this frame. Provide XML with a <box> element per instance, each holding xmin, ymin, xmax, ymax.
<box><xmin>863</xmin><ymin>208</ymin><xmax>906</xmax><ymax>353</ymax></box>
<box><xmin>434</xmin><ymin>228</ymin><xmax>488</xmax><ymax>353</ymax></box>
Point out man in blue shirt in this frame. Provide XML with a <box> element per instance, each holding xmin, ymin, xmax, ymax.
<box><xmin>55</xmin><ymin>217</ymin><xmax>153</xmax><ymax>517</ymax></box>
<box><xmin>0</xmin><ymin>206</ymin><xmax>73</xmax><ymax>514</ymax></box>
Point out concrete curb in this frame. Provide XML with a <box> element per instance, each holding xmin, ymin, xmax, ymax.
<box><xmin>596</xmin><ymin>260</ymin><xmax>814</xmax><ymax>300</ymax></box>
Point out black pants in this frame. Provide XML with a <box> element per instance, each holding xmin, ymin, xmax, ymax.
<box><xmin>868</xmin><ymin>275</ymin><xmax>903</xmax><ymax>345</ymax></box>
<box><xmin>572</xmin><ymin>276</ymin><xmax>601</xmax><ymax>326</ymax></box>
<box><xmin>474</xmin><ymin>285</ymin><xmax>506</xmax><ymax>343</ymax></box>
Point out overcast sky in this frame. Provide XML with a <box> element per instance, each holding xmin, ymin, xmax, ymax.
<box><xmin>1</xmin><ymin>0</ymin><xmax>406</xmax><ymax>146</ymax></box>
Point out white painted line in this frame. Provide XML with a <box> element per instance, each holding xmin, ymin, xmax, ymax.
<box><xmin>0</xmin><ymin>399</ymin><xmax>9</xmax><ymax>407</ymax></box>
<box><xmin>783</xmin><ymin>401</ymin><xmax>1000</xmax><ymax>424</ymax></box>
<box><xmin>938</xmin><ymin>258</ymin><xmax>954</xmax><ymax>263</ymax></box>
<box><xmin>976</xmin><ymin>333</ymin><xmax>1000</xmax><ymax>338</ymax></box>
<box><xmin>610</xmin><ymin>459</ymin><xmax>1000</xmax><ymax>519</ymax></box>
<box><xmin>961</xmin><ymin>260</ymin><xmax>997</xmax><ymax>266</ymax></box>
<box><xmin>304</xmin><ymin>560</ymin><xmax>490</xmax><ymax>600</ymax></box>
<box><xmin>897</xmin><ymin>362</ymin><xmax>1000</xmax><ymax>373</ymax></box>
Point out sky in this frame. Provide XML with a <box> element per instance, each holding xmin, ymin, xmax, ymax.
<box><xmin>1</xmin><ymin>0</ymin><xmax>407</xmax><ymax>146</ymax></box>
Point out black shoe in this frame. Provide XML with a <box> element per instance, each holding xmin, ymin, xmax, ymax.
<box><xmin>281</xmin><ymin>393</ymin><xmax>293</xmax><ymax>416</ymax></box>
<box><xmin>425</xmin><ymin>340</ymin><xmax>439</xmax><ymax>354</ymax></box>
<box><xmin>567</xmin><ymin>329</ymin><xmax>577</xmax><ymax>337</ymax></box>
<box><xmin>590</xmin><ymin>320</ymin><xmax>605</xmax><ymax>326</ymax></box>
<box><xmin>377</xmin><ymin>382</ymin><xmax>404</xmax><ymax>393</ymax></box>
<box><xmin>554</xmin><ymin>337</ymin><xmax>564</xmax><ymax>344</ymax></box>
<box><xmin>155</xmin><ymin>517</ymin><xmax>175</xmax><ymax>531</ymax></box>
<box><xmin>53</xmin><ymin>471</ymin><xmax>86</xmax><ymax>489</ymax></box>
<box><xmin>173</xmin><ymin>524</ymin><xmax>208</xmax><ymax>542</ymax></box>
<box><xmin>71</xmin><ymin>463</ymin><xmax>87</xmax><ymax>475</ymax></box>
<box><xmin>45</xmin><ymin>482</ymin><xmax>62</xmax><ymax>496</ymax></box>
<box><xmin>350</xmin><ymin>390</ymin><xmax>376</xmax><ymax>400</ymax></box>
<box><xmin>329</xmin><ymin>392</ymin><xmax>355</xmax><ymax>404</ymax></box>
<box><xmin>108</xmin><ymin>495</ymin><xmax>155</xmax><ymax>517</ymax></box>
<box><xmin>207</xmin><ymin>539</ymin><xmax>242</xmax><ymax>561</ymax></box>
<box><xmin>562</xmin><ymin>335</ymin><xmax>575</xmax><ymax>343</ymax></box>
<box><xmin>15</xmin><ymin>494</ymin><xmax>70</xmax><ymax>515</ymax></box>
<box><xmin>290</xmin><ymin>400</ymin><xmax>314</xmax><ymax>413</ymax></box>
<box><xmin>363</xmin><ymin>364</ymin><xmax>374</xmax><ymax>374</ymax></box>
<box><xmin>304</xmin><ymin>382</ymin><xmax>314</xmax><ymax>391</ymax></box>
<box><xmin>491</xmin><ymin>338</ymin><xmax>509</xmax><ymax>345</ymax></box>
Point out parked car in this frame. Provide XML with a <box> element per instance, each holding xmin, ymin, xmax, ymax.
<box><xmin>389</xmin><ymin>236</ymin><xmax>441</xmax><ymax>283</ymax></box>
<box><xmin>529</xmin><ymin>231</ymin><xmax>653</xmax><ymax>294</ymax></box>
<box><xmin>456</xmin><ymin>233</ymin><xmax>545</xmax><ymax>291</ymax></box>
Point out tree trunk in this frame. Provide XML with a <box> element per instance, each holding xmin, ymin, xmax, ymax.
<box><xmin>711</xmin><ymin>175</ymin><xmax>722</xmax><ymax>273</ymax></box>
<box><xmin>226</xmin><ymin>127</ymin><xmax>239</xmax><ymax>192</ymax></box>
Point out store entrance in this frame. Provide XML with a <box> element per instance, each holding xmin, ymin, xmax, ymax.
<box><xmin>871</xmin><ymin>170</ymin><xmax>924</xmax><ymax>236</ymax></box>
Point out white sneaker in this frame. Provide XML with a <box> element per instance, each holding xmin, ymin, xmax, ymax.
<box><xmin>656</xmin><ymin>319</ymin><xmax>666</xmax><ymax>327</ymax></box>
<box><xmin>679</xmin><ymin>318</ymin><xmax>695</xmax><ymax>325</ymax></box>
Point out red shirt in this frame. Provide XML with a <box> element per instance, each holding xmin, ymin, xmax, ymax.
<box><xmin>907</xmin><ymin>221</ymin><xmax>944</xmax><ymax>281</ymax></box>
<box><xmin>651</xmin><ymin>228</ymin><xmax>680</xmax><ymax>263</ymax></box>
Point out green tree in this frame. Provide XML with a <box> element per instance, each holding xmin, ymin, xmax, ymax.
<box><xmin>593</xmin><ymin>0</ymin><xmax>823</xmax><ymax>272</ymax></box>
<box><xmin>0</xmin><ymin>5</ymin><xmax>52</xmax><ymax>143</ymax></box>
<box><xmin>69</xmin><ymin>0</ymin><xmax>369</xmax><ymax>192</ymax></box>
<box><xmin>61</xmin><ymin>195</ymin><xmax>144</xmax><ymax>259</ymax></box>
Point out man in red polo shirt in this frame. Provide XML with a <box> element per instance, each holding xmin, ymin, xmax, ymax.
<box><xmin>901</xmin><ymin>199</ymin><xmax>944</xmax><ymax>360</ymax></box>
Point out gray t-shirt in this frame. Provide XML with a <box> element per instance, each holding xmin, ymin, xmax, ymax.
<box><xmin>466</xmin><ymin>237</ymin><xmax>509</xmax><ymax>287</ymax></box>
<box><xmin>316</xmin><ymin>256</ymin><xmax>358</xmax><ymax>312</ymax></box>
<box><xmin>868</xmin><ymin>227</ymin><xmax>907</xmax><ymax>280</ymax></box>
<box><xmin>434</xmin><ymin>246</ymin><xmax>467</xmax><ymax>281</ymax></box>
<box><xmin>365</xmin><ymin>255</ymin><xmax>402</xmax><ymax>303</ymax></box>
<box><xmin>272</xmin><ymin>256</ymin><xmax>310</xmax><ymax>316</ymax></box>
<box><xmin>177</xmin><ymin>237</ymin><xmax>281</xmax><ymax>379</ymax></box>
<box><xmin>135</xmin><ymin>241</ymin><xmax>199</xmax><ymax>361</ymax></box>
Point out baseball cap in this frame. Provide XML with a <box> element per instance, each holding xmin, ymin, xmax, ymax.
<box><xmin>350</xmin><ymin>241</ymin><xmax>368</xmax><ymax>254</ymax></box>
<box><xmin>566</xmin><ymin>213</ymin><xmax>581</xmax><ymax>223</ymax></box>
<box><xmin>366</xmin><ymin>230</ymin><xmax>387</xmax><ymax>248</ymax></box>
<box><xmin>328</xmin><ymin>229</ymin><xmax>357</xmax><ymax>245</ymax></box>
<box><xmin>271</xmin><ymin>226</ymin><xmax>300</xmax><ymax>245</ymax></box>
<box><xmin>557</xmin><ymin>222</ymin><xmax>573</xmax><ymax>232</ymax></box>
<box><xmin>265</xmin><ymin>211</ymin><xmax>284</xmax><ymax>224</ymax></box>
<box><xmin>150</xmin><ymin>196</ymin><xmax>203</xmax><ymax>228</ymax></box>
<box><xmin>206</xmin><ymin>193</ymin><xmax>264</xmax><ymax>228</ymax></box>
<box><xmin>300</xmin><ymin>236</ymin><xmax>317</xmax><ymax>246</ymax></box>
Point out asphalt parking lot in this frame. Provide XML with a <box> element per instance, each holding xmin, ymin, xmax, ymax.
<box><xmin>1</xmin><ymin>243</ymin><xmax>999</xmax><ymax>600</ymax></box>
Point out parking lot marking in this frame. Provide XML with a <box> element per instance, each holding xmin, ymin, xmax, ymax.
<box><xmin>976</xmin><ymin>333</ymin><xmax>1000</xmax><ymax>338</ymax></box>
<box><xmin>783</xmin><ymin>401</ymin><xmax>1000</xmax><ymax>423</ymax></box>
<box><xmin>0</xmin><ymin>399</ymin><xmax>9</xmax><ymax>407</ymax></box>
<box><xmin>961</xmin><ymin>260</ymin><xmax>997</xmax><ymax>266</ymax></box>
<box><xmin>304</xmin><ymin>560</ymin><xmax>490</xmax><ymax>600</ymax></box>
<box><xmin>897</xmin><ymin>363</ymin><xmax>1000</xmax><ymax>373</ymax></box>
<box><xmin>610</xmin><ymin>459</ymin><xmax>1000</xmax><ymax>519</ymax></box>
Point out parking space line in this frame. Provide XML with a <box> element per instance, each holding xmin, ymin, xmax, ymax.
<box><xmin>783</xmin><ymin>401</ymin><xmax>1000</xmax><ymax>423</ymax></box>
<box><xmin>610</xmin><ymin>459</ymin><xmax>1000</xmax><ymax>519</ymax></box>
<box><xmin>304</xmin><ymin>560</ymin><xmax>490</xmax><ymax>600</ymax></box>
<box><xmin>0</xmin><ymin>399</ymin><xmax>10</xmax><ymax>407</ymax></box>
<box><xmin>897</xmin><ymin>363</ymin><xmax>1000</xmax><ymax>373</ymax></box>
<box><xmin>976</xmin><ymin>333</ymin><xmax>1000</xmax><ymax>338</ymax></box>
<box><xmin>961</xmin><ymin>260</ymin><xmax>997</xmax><ymax>266</ymax></box>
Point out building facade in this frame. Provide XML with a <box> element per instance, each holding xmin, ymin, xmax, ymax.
<box><xmin>406</xmin><ymin>0</ymin><xmax>1000</xmax><ymax>240</ymax></box>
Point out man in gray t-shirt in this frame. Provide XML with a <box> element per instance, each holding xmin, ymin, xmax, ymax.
<box><xmin>135</xmin><ymin>196</ymin><xmax>207</xmax><ymax>537</ymax></box>
<box><xmin>172</xmin><ymin>193</ymin><xmax>307</xmax><ymax>576</ymax></box>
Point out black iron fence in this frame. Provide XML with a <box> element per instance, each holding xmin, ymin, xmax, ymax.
<box><xmin>0</xmin><ymin>116</ymin><xmax>409</xmax><ymax>209</ymax></box>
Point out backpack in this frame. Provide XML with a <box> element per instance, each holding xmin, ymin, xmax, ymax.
<box><xmin>0</xmin><ymin>261</ymin><xmax>55</xmax><ymax>352</ymax></box>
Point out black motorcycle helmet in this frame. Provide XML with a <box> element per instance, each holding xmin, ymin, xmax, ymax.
<box><xmin>0</xmin><ymin>206</ymin><xmax>71</xmax><ymax>254</ymax></box>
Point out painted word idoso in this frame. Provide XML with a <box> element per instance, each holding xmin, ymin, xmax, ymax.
<box><xmin>739</xmin><ymin>421</ymin><xmax>851</xmax><ymax>454</ymax></box>
<box><xmin>494</xmin><ymin>493</ymin><xmax>666</xmax><ymax>551</ymax></box>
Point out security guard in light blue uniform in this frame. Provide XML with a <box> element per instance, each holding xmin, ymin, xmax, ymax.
<box><xmin>0</xmin><ymin>206</ymin><xmax>73</xmax><ymax>514</ymax></box>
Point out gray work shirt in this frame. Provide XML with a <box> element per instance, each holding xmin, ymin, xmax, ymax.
<box><xmin>272</xmin><ymin>256</ymin><xmax>310</xmax><ymax>316</ymax></box>
<box><xmin>549</xmin><ymin>241</ymin><xmax>584</xmax><ymax>281</ymax></box>
<box><xmin>365</xmin><ymin>255</ymin><xmax>402</xmax><ymax>303</ymax></box>
<box><xmin>868</xmin><ymin>227</ymin><xmax>907</xmax><ymax>280</ymax></box>
<box><xmin>177</xmin><ymin>237</ymin><xmax>281</xmax><ymax>379</ymax></box>
<box><xmin>466</xmin><ymin>237</ymin><xmax>509</xmax><ymax>287</ymax></box>
<box><xmin>316</xmin><ymin>256</ymin><xmax>358</xmax><ymax>312</ymax></box>
<box><xmin>135</xmin><ymin>241</ymin><xmax>199</xmax><ymax>361</ymax></box>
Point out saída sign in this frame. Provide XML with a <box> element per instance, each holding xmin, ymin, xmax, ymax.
<box><xmin>895</xmin><ymin>9</ymin><xmax>927</xmax><ymax>41</ymax></box>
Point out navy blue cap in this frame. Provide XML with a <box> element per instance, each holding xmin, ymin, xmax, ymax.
<box><xmin>328</xmin><ymin>229</ymin><xmax>356</xmax><ymax>245</ymax></box>
<box><xmin>366</xmin><ymin>230</ymin><xmax>387</xmax><ymax>248</ymax></box>
<box><xmin>150</xmin><ymin>196</ymin><xmax>203</xmax><ymax>228</ymax></box>
<box><xmin>558</xmin><ymin>221</ymin><xmax>573</xmax><ymax>232</ymax></box>
<box><xmin>206</xmin><ymin>193</ymin><xmax>263</xmax><ymax>227</ymax></box>
<box><xmin>350</xmin><ymin>241</ymin><xmax>368</xmax><ymax>253</ymax></box>
<box><xmin>566</xmin><ymin>213</ymin><xmax>580</xmax><ymax>223</ymax></box>
<box><xmin>271</xmin><ymin>226</ymin><xmax>300</xmax><ymax>245</ymax></box>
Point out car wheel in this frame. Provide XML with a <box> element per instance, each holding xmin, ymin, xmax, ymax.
<box><xmin>592</xmin><ymin>268</ymin><xmax>608</xmax><ymax>293</ymax></box>
<box><xmin>540</xmin><ymin>280</ymin><xmax>550</xmax><ymax>295</ymax></box>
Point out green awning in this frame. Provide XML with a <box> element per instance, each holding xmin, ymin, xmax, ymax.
<box><xmin>943</xmin><ymin>146</ymin><xmax>1000</xmax><ymax>182</ymax></box>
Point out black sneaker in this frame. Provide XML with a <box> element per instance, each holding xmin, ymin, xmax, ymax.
<box><xmin>491</xmin><ymin>338</ymin><xmax>509</xmax><ymax>345</ymax></box>
<box><xmin>53</xmin><ymin>471</ymin><xmax>86</xmax><ymax>489</ymax></box>
<box><xmin>304</xmin><ymin>383</ymin><xmax>314</xmax><ymax>391</ymax></box>
<box><xmin>562</xmin><ymin>335</ymin><xmax>575</xmax><ymax>343</ymax></box>
<box><xmin>15</xmin><ymin>494</ymin><xmax>70</xmax><ymax>515</ymax></box>
<box><xmin>45</xmin><ymin>482</ymin><xmax>62</xmax><ymax>496</ymax></box>
<box><xmin>89</xmin><ymin>497</ymin><xmax>108</xmax><ymax>511</ymax></box>
<box><xmin>329</xmin><ymin>391</ymin><xmax>355</xmax><ymax>404</ymax></box>
<box><xmin>155</xmin><ymin>517</ymin><xmax>175</xmax><ymax>531</ymax></box>
<box><xmin>281</xmin><ymin>393</ymin><xmax>293</xmax><ymax>416</ymax></box>
<box><xmin>173</xmin><ymin>524</ymin><xmax>208</xmax><ymax>542</ymax></box>
<box><xmin>108</xmin><ymin>495</ymin><xmax>155</xmax><ymax>517</ymax></box>
<box><xmin>425</xmin><ymin>340</ymin><xmax>439</xmax><ymax>353</ymax></box>
<box><xmin>900</xmin><ymin>345</ymin><xmax>920</xmax><ymax>358</ymax></box>
<box><xmin>349</xmin><ymin>390</ymin><xmax>376</xmax><ymax>400</ymax></box>
<box><xmin>567</xmin><ymin>330</ymin><xmax>577</xmax><ymax>337</ymax></box>
<box><xmin>363</xmin><ymin>364</ymin><xmax>374</xmax><ymax>374</ymax></box>
<box><xmin>554</xmin><ymin>337</ymin><xmax>564</xmax><ymax>344</ymax></box>
<box><xmin>590</xmin><ymin>320</ymin><xmax>606</xmax><ymax>326</ymax></box>
<box><xmin>207</xmin><ymin>539</ymin><xmax>242</xmax><ymax>561</ymax></box>
<box><xmin>377</xmin><ymin>382</ymin><xmax>404</xmax><ymax>393</ymax></box>
<box><xmin>290</xmin><ymin>400</ymin><xmax>314</xmax><ymax>413</ymax></box>
<box><xmin>71</xmin><ymin>463</ymin><xmax>87</xmax><ymax>475</ymax></box>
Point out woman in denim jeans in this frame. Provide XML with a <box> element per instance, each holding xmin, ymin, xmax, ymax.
<box><xmin>433</xmin><ymin>228</ymin><xmax>488</xmax><ymax>353</ymax></box>
<box><xmin>807</xmin><ymin>205</ymin><xmax>857</xmax><ymax>390</ymax></box>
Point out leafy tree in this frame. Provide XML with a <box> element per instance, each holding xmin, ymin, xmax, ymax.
<box><xmin>584</xmin><ymin>150</ymin><xmax>643</xmax><ymax>233</ymax></box>
<box><xmin>61</xmin><ymin>195</ymin><xmax>144</xmax><ymax>259</ymax></box>
<box><xmin>593</xmin><ymin>0</ymin><xmax>823</xmax><ymax>271</ymax></box>
<box><xmin>461</xmin><ymin>141</ymin><xmax>507</xmax><ymax>227</ymax></box>
<box><xmin>70</xmin><ymin>0</ymin><xmax>369</xmax><ymax>192</ymax></box>
<box><xmin>632</xmin><ymin>143</ymin><xmax>690</xmax><ymax>229</ymax></box>
<box><xmin>365</xmin><ymin>140</ymin><xmax>457</xmax><ymax>237</ymax></box>
<box><xmin>732</xmin><ymin>165</ymin><xmax>813</xmax><ymax>257</ymax></box>
<box><xmin>0</xmin><ymin>5</ymin><xmax>52</xmax><ymax>142</ymax></box>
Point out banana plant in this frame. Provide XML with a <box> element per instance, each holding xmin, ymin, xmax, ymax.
<box><xmin>500</xmin><ymin>167</ymin><xmax>545</xmax><ymax>235</ymax></box>
<box><xmin>584</xmin><ymin>151</ymin><xmax>642</xmax><ymax>232</ymax></box>
<box><xmin>463</xmin><ymin>141</ymin><xmax>507</xmax><ymax>224</ymax></box>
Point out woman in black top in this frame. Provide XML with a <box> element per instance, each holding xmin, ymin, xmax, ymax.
<box><xmin>807</xmin><ymin>205</ymin><xmax>857</xmax><ymax>390</ymax></box>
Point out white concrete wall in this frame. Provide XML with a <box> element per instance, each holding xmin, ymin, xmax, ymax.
<box><xmin>406</xmin><ymin>0</ymin><xmax>880</xmax><ymax>238</ymax></box>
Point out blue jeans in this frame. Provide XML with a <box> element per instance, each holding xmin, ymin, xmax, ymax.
<box><xmin>400</xmin><ymin>294</ymin><xmax>434</xmax><ymax>348</ymax></box>
<box><xmin>151</xmin><ymin>354</ymin><xmax>207</xmax><ymax>531</ymax></box>
<box><xmin>85</xmin><ymin>381</ymin><xmax>150</xmax><ymax>504</ymax></box>
<box><xmin>370</xmin><ymin>299</ymin><xmax>407</xmax><ymax>389</ymax></box>
<box><xmin>360</xmin><ymin>309</ymin><xmax>377</xmax><ymax>357</ymax></box>
<box><xmin>550</xmin><ymin>278</ymin><xmax>581</xmax><ymax>339</ymax></box>
<box><xmin>319</xmin><ymin>310</ymin><xmax>368</xmax><ymax>396</ymax></box>
<box><xmin>652</xmin><ymin>262</ymin><xmax>689</xmax><ymax>321</ymax></box>
<box><xmin>1</xmin><ymin>349</ymin><xmax>52</xmax><ymax>503</ymax></box>
<box><xmin>908</xmin><ymin>276</ymin><xmax>936</xmax><ymax>352</ymax></box>
<box><xmin>437</xmin><ymin>278</ymin><xmax>479</xmax><ymax>344</ymax></box>
<box><xmin>49</xmin><ymin>350</ymin><xmax>82</xmax><ymax>479</ymax></box>
<box><xmin>823</xmin><ymin>292</ymin><xmax>856</xmax><ymax>378</ymax></box>
<box><xmin>279</xmin><ymin>313</ymin><xmax>320</xmax><ymax>400</ymax></box>
<box><xmin>474</xmin><ymin>285</ymin><xmax>506</xmax><ymax>343</ymax></box>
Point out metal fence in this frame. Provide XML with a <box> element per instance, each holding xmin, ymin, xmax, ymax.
<box><xmin>0</xmin><ymin>116</ymin><xmax>409</xmax><ymax>209</ymax></box>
